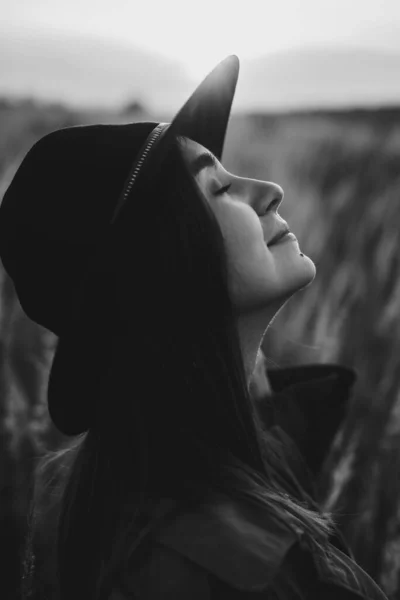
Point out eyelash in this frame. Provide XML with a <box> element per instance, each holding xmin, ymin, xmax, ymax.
<box><xmin>215</xmin><ymin>184</ymin><xmax>231</xmax><ymax>196</ymax></box>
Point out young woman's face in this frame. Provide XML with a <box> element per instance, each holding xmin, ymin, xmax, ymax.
<box><xmin>180</xmin><ymin>137</ymin><xmax>316</xmax><ymax>314</ymax></box>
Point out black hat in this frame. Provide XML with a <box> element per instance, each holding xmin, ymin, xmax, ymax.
<box><xmin>0</xmin><ymin>55</ymin><xmax>239</xmax><ymax>435</ymax></box>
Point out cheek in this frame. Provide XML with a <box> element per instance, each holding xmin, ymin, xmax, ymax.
<box><xmin>216</xmin><ymin>203</ymin><xmax>264</xmax><ymax>260</ymax></box>
<box><xmin>215</xmin><ymin>205</ymin><xmax>276</xmax><ymax>300</ymax></box>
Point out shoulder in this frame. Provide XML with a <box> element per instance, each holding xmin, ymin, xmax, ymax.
<box><xmin>151</xmin><ymin>492</ymin><xmax>299</xmax><ymax>592</ymax></box>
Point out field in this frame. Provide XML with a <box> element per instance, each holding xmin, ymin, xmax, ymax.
<box><xmin>2</xmin><ymin>98</ymin><xmax>400</xmax><ymax>598</ymax></box>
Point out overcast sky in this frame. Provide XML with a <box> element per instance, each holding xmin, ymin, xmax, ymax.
<box><xmin>3</xmin><ymin>0</ymin><xmax>400</xmax><ymax>78</ymax></box>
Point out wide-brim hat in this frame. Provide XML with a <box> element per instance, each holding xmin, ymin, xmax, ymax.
<box><xmin>0</xmin><ymin>55</ymin><xmax>239</xmax><ymax>435</ymax></box>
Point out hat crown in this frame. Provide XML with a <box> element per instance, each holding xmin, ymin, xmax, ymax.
<box><xmin>0</xmin><ymin>55</ymin><xmax>240</xmax><ymax>435</ymax></box>
<box><xmin>0</xmin><ymin>122</ymin><xmax>158</xmax><ymax>335</ymax></box>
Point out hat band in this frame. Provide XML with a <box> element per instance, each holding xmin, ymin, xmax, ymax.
<box><xmin>110</xmin><ymin>122</ymin><xmax>170</xmax><ymax>225</ymax></box>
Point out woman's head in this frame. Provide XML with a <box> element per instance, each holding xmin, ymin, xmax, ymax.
<box><xmin>0</xmin><ymin>52</ymin><xmax>316</xmax><ymax>437</ymax></box>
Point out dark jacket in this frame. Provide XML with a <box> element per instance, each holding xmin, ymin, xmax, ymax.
<box><xmin>113</xmin><ymin>363</ymin><xmax>389</xmax><ymax>600</ymax></box>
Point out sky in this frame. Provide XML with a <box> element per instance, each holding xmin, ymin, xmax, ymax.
<box><xmin>3</xmin><ymin>0</ymin><xmax>400</xmax><ymax>79</ymax></box>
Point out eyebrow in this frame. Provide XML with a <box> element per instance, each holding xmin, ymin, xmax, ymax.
<box><xmin>190</xmin><ymin>151</ymin><xmax>219</xmax><ymax>176</ymax></box>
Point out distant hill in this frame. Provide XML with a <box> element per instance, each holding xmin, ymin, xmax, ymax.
<box><xmin>235</xmin><ymin>46</ymin><xmax>400</xmax><ymax>111</ymax></box>
<box><xmin>2</xmin><ymin>30</ymin><xmax>400</xmax><ymax>113</ymax></box>
<box><xmin>0</xmin><ymin>28</ymin><xmax>194</xmax><ymax>113</ymax></box>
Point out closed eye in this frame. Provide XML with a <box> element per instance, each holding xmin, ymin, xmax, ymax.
<box><xmin>215</xmin><ymin>184</ymin><xmax>232</xmax><ymax>196</ymax></box>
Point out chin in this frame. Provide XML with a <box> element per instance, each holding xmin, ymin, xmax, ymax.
<box><xmin>280</xmin><ymin>254</ymin><xmax>316</xmax><ymax>298</ymax></box>
<box><xmin>301</xmin><ymin>252</ymin><xmax>316</xmax><ymax>277</ymax></box>
<box><xmin>278</xmin><ymin>246</ymin><xmax>316</xmax><ymax>283</ymax></box>
<box><xmin>294</xmin><ymin>254</ymin><xmax>317</xmax><ymax>288</ymax></box>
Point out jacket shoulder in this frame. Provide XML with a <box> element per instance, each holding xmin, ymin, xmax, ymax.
<box><xmin>114</xmin><ymin>493</ymin><xmax>389</xmax><ymax>600</ymax></box>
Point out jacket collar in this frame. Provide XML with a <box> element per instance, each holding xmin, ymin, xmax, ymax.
<box><xmin>266</xmin><ymin>363</ymin><xmax>357</xmax><ymax>393</ymax></box>
<box><xmin>261</xmin><ymin>363</ymin><xmax>358</xmax><ymax>476</ymax></box>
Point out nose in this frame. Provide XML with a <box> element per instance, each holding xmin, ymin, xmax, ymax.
<box><xmin>251</xmin><ymin>180</ymin><xmax>284</xmax><ymax>216</ymax></box>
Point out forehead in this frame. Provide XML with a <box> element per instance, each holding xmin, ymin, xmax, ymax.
<box><xmin>180</xmin><ymin>137</ymin><xmax>208</xmax><ymax>159</ymax></box>
<box><xmin>180</xmin><ymin>137</ymin><xmax>220</xmax><ymax>176</ymax></box>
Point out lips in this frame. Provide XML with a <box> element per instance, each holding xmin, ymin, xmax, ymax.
<box><xmin>267</xmin><ymin>226</ymin><xmax>291</xmax><ymax>246</ymax></box>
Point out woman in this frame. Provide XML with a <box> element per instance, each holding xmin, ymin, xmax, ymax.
<box><xmin>0</xmin><ymin>56</ymin><xmax>388</xmax><ymax>599</ymax></box>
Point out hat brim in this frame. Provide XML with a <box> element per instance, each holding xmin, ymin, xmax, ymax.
<box><xmin>167</xmin><ymin>54</ymin><xmax>239</xmax><ymax>161</ymax></box>
<box><xmin>109</xmin><ymin>55</ymin><xmax>239</xmax><ymax>226</ymax></box>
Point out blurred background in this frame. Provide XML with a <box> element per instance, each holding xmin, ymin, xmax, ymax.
<box><xmin>2</xmin><ymin>0</ymin><xmax>400</xmax><ymax>598</ymax></box>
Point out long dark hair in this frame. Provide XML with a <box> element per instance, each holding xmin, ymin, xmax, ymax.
<box><xmin>28</xmin><ymin>135</ymin><xmax>334</xmax><ymax>600</ymax></box>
